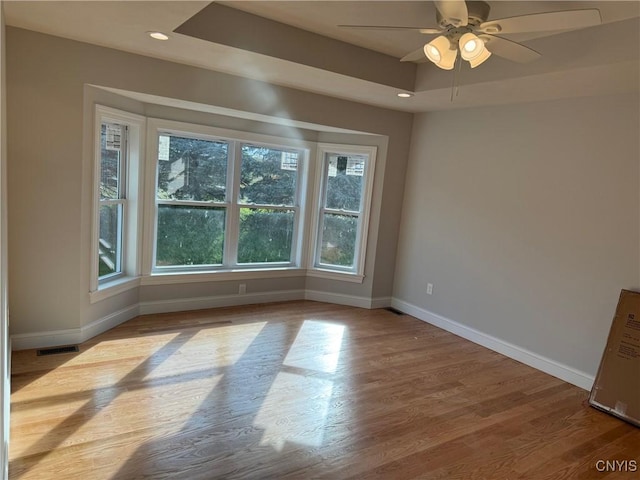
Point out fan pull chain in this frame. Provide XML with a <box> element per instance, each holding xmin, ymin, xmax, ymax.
<box><xmin>455</xmin><ymin>54</ymin><xmax>463</xmax><ymax>99</ymax></box>
<box><xmin>450</xmin><ymin>54</ymin><xmax>463</xmax><ymax>102</ymax></box>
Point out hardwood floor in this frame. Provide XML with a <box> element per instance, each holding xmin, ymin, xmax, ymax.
<box><xmin>9</xmin><ymin>301</ymin><xmax>639</xmax><ymax>479</ymax></box>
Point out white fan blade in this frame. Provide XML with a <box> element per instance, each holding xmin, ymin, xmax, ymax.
<box><xmin>338</xmin><ymin>25</ymin><xmax>441</xmax><ymax>34</ymax></box>
<box><xmin>478</xmin><ymin>9</ymin><xmax>601</xmax><ymax>35</ymax></box>
<box><xmin>401</xmin><ymin>47</ymin><xmax>428</xmax><ymax>63</ymax></box>
<box><xmin>480</xmin><ymin>35</ymin><xmax>541</xmax><ymax>63</ymax></box>
<box><xmin>434</xmin><ymin>0</ymin><xmax>468</xmax><ymax>27</ymax></box>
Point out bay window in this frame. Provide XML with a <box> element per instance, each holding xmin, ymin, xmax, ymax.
<box><xmin>92</xmin><ymin>112</ymin><xmax>378</xmax><ymax>293</ymax></box>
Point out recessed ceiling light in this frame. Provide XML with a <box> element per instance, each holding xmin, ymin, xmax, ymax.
<box><xmin>397</xmin><ymin>92</ymin><xmax>414</xmax><ymax>98</ymax></box>
<box><xmin>148</xmin><ymin>32</ymin><xmax>169</xmax><ymax>41</ymax></box>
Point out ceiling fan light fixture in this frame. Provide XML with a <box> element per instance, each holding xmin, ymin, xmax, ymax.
<box><xmin>459</xmin><ymin>32</ymin><xmax>486</xmax><ymax>61</ymax></box>
<box><xmin>468</xmin><ymin>48</ymin><xmax>491</xmax><ymax>68</ymax></box>
<box><xmin>424</xmin><ymin>36</ymin><xmax>457</xmax><ymax>70</ymax></box>
<box><xmin>425</xmin><ymin>44</ymin><xmax>441</xmax><ymax>62</ymax></box>
<box><xmin>463</xmin><ymin>39</ymin><xmax>477</xmax><ymax>53</ymax></box>
<box><xmin>341</xmin><ymin>2</ymin><xmax>602</xmax><ymax>71</ymax></box>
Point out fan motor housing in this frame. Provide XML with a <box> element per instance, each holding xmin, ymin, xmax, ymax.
<box><xmin>437</xmin><ymin>1</ymin><xmax>491</xmax><ymax>28</ymax></box>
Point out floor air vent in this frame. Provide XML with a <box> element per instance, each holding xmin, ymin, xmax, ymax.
<box><xmin>37</xmin><ymin>345</ymin><xmax>79</xmax><ymax>356</ymax></box>
<box><xmin>384</xmin><ymin>307</ymin><xmax>405</xmax><ymax>316</ymax></box>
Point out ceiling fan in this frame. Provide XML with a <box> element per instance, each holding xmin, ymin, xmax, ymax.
<box><xmin>339</xmin><ymin>1</ymin><xmax>602</xmax><ymax>69</ymax></box>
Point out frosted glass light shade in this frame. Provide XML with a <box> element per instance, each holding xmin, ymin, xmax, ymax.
<box><xmin>469</xmin><ymin>47</ymin><xmax>491</xmax><ymax>68</ymax></box>
<box><xmin>424</xmin><ymin>36</ymin><xmax>457</xmax><ymax>70</ymax></box>
<box><xmin>459</xmin><ymin>33</ymin><xmax>486</xmax><ymax>61</ymax></box>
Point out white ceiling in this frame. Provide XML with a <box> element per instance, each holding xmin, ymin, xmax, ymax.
<box><xmin>4</xmin><ymin>1</ymin><xmax>640</xmax><ymax>112</ymax></box>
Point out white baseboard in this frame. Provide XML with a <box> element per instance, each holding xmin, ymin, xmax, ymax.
<box><xmin>304</xmin><ymin>291</ymin><xmax>390</xmax><ymax>309</ymax></box>
<box><xmin>11</xmin><ymin>304</ymin><xmax>140</xmax><ymax>351</ymax></box>
<box><xmin>139</xmin><ymin>290</ymin><xmax>388</xmax><ymax>316</ymax></box>
<box><xmin>304</xmin><ymin>289</ymin><xmax>377</xmax><ymax>308</ymax></box>
<box><xmin>370</xmin><ymin>296</ymin><xmax>392</xmax><ymax>309</ymax></box>
<box><xmin>139</xmin><ymin>289</ymin><xmax>306</xmax><ymax>315</ymax></box>
<box><xmin>11</xmin><ymin>289</ymin><xmax>386</xmax><ymax>350</ymax></box>
<box><xmin>391</xmin><ymin>298</ymin><xmax>595</xmax><ymax>391</ymax></box>
<box><xmin>81</xmin><ymin>304</ymin><xmax>140</xmax><ymax>342</ymax></box>
<box><xmin>11</xmin><ymin>327</ymin><xmax>83</xmax><ymax>351</ymax></box>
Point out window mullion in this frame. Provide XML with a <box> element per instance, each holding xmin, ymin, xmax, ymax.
<box><xmin>225</xmin><ymin>141</ymin><xmax>241</xmax><ymax>267</ymax></box>
<box><xmin>100</xmin><ymin>198</ymin><xmax>126</xmax><ymax>206</ymax></box>
<box><xmin>240</xmin><ymin>204</ymin><xmax>297</xmax><ymax>212</ymax></box>
<box><xmin>120</xmin><ymin>127</ymin><xmax>128</xmax><ymax>200</ymax></box>
<box><xmin>322</xmin><ymin>207</ymin><xmax>359</xmax><ymax>218</ymax></box>
<box><xmin>156</xmin><ymin>199</ymin><xmax>226</xmax><ymax>208</ymax></box>
<box><xmin>314</xmin><ymin>159</ymin><xmax>330</xmax><ymax>269</ymax></box>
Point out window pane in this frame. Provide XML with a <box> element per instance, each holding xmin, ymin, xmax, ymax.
<box><xmin>240</xmin><ymin>145</ymin><xmax>298</xmax><ymax>206</ymax></box>
<box><xmin>156</xmin><ymin>205</ymin><xmax>225</xmax><ymax>266</ymax></box>
<box><xmin>157</xmin><ymin>135</ymin><xmax>228</xmax><ymax>202</ymax></box>
<box><xmin>238</xmin><ymin>208</ymin><xmax>294</xmax><ymax>263</ymax></box>
<box><xmin>325</xmin><ymin>154</ymin><xmax>365</xmax><ymax>212</ymax></box>
<box><xmin>98</xmin><ymin>204</ymin><xmax>122</xmax><ymax>277</ymax></box>
<box><xmin>100</xmin><ymin>123</ymin><xmax>123</xmax><ymax>200</ymax></box>
<box><xmin>319</xmin><ymin>213</ymin><xmax>358</xmax><ymax>267</ymax></box>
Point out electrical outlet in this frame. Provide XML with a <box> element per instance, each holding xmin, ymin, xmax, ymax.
<box><xmin>239</xmin><ymin>283</ymin><xmax>246</xmax><ymax>295</ymax></box>
<box><xmin>426</xmin><ymin>283</ymin><xmax>433</xmax><ymax>295</ymax></box>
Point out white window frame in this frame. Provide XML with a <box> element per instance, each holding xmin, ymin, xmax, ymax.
<box><xmin>143</xmin><ymin>118</ymin><xmax>311</xmax><ymax>276</ymax></box>
<box><xmin>234</xmin><ymin>142</ymin><xmax>305</xmax><ymax>268</ymax></box>
<box><xmin>90</xmin><ymin>105</ymin><xmax>145</xmax><ymax>299</ymax></box>
<box><xmin>308</xmin><ymin>143</ymin><xmax>377</xmax><ymax>283</ymax></box>
<box><xmin>152</xmin><ymin>129</ymin><xmax>233</xmax><ymax>272</ymax></box>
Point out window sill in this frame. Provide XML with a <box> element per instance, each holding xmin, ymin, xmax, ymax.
<box><xmin>90</xmin><ymin>268</ymin><xmax>362</xmax><ymax>297</ymax></box>
<box><xmin>306</xmin><ymin>268</ymin><xmax>364</xmax><ymax>284</ymax></box>
<box><xmin>90</xmin><ymin>276</ymin><xmax>141</xmax><ymax>304</ymax></box>
<box><xmin>140</xmin><ymin>267</ymin><xmax>307</xmax><ymax>286</ymax></box>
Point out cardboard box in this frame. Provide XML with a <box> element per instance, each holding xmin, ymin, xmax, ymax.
<box><xmin>589</xmin><ymin>290</ymin><xmax>640</xmax><ymax>427</ymax></box>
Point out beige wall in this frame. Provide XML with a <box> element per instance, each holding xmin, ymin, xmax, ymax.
<box><xmin>393</xmin><ymin>93</ymin><xmax>640</xmax><ymax>379</ymax></box>
<box><xmin>6</xmin><ymin>27</ymin><xmax>413</xmax><ymax>338</ymax></box>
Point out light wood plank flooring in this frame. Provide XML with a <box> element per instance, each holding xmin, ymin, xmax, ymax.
<box><xmin>9</xmin><ymin>301</ymin><xmax>640</xmax><ymax>479</ymax></box>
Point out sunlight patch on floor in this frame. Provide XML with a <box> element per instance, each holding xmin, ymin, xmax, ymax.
<box><xmin>254</xmin><ymin>371</ymin><xmax>334</xmax><ymax>451</ymax></box>
<box><xmin>143</xmin><ymin>322</ymin><xmax>267</xmax><ymax>380</ymax></box>
<box><xmin>254</xmin><ymin>320</ymin><xmax>345</xmax><ymax>451</ymax></box>
<box><xmin>283</xmin><ymin>320</ymin><xmax>345</xmax><ymax>374</ymax></box>
<box><xmin>11</xmin><ymin>374</ymin><xmax>224</xmax><ymax>462</ymax></box>
<box><xmin>10</xmin><ymin>356</ymin><xmax>150</xmax><ymax>406</ymax></box>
